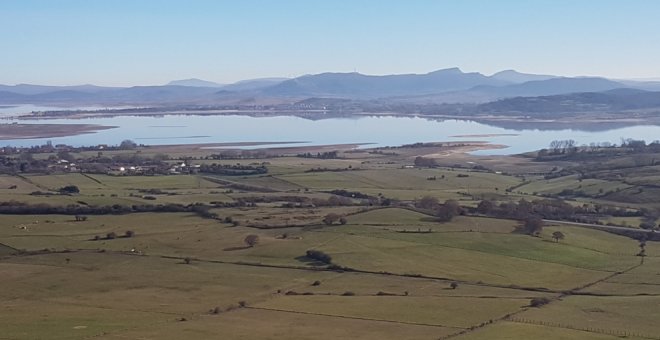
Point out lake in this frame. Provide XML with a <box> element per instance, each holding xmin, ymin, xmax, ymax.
<box><xmin>3</xmin><ymin>110</ymin><xmax>660</xmax><ymax>155</ymax></box>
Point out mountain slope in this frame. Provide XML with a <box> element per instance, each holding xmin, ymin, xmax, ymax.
<box><xmin>0</xmin><ymin>69</ymin><xmax>647</xmax><ymax>106</ymax></box>
<box><xmin>479</xmin><ymin>89</ymin><xmax>660</xmax><ymax>114</ymax></box>
<box><xmin>221</xmin><ymin>78</ymin><xmax>289</xmax><ymax>92</ymax></box>
<box><xmin>262</xmin><ymin>68</ymin><xmax>510</xmax><ymax>98</ymax></box>
<box><xmin>167</xmin><ymin>78</ymin><xmax>224</xmax><ymax>87</ymax></box>
<box><xmin>490</xmin><ymin>70</ymin><xmax>556</xmax><ymax>83</ymax></box>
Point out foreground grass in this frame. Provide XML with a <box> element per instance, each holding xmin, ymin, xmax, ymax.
<box><xmin>457</xmin><ymin>321</ymin><xmax>622</xmax><ymax>340</ymax></box>
<box><xmin>0</xmin><ymin>153</ymin><xmax>657</xmax><ymax>339</ymax></box>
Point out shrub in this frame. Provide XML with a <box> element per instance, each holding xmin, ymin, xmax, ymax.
<box><xmin>106</xmin><ymin>232</ymin><xmax>117</xmax><ymax>240</ymax></box>
<box><xmin>323</xmin><ymin>213</ymin><xmax>341</xmax><ymax>225</ymax></box>
<box><xmin>311</xmin><ymin>280</ymin><xmax>321</xmax><ymax>286</ymax></box>
<box><xmin>59</xmin><ymin>185</ymin><xmax>80</xmax><ymax>194</ymax></box>
<box><xmin>124</xmin><ymin>230</ymin><xmax>135</xmax><ymax>238</ymax></box>
<box><xmin>305</xmin><ymin>249</ymin><xmax>332</xmax><ymax>264</ymax></box>
<box><xmin>376</xmin><ymin>291</ymin><xmax>396</xmax><ymax>296</ymax></box>
<box><xmin>244</xmin><ymin>234</ymin><xmax>259</xmax><ymax>247</ymax></box>
<box><xmin>342</xmin><ymin>291</ymin><xmax>355</xmax><ymax>296</ymax></box>
<box><xmin>530</xmin><ymin>297</ymin><xmax>551</xmax><ymax>307</ymax></box>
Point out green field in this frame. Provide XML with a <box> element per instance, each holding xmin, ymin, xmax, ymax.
<box><xmin>1</xmin><ymin>144</ymin><xmax>658</xmax><ymax>339</ymax></box>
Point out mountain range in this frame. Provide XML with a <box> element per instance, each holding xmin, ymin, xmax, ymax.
<box><xmin>1</xmin><ymin>68</ymin><xmax>660</xmax><ymax>108</ymax></box>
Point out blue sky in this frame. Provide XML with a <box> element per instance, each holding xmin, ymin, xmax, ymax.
<box><xmin>2</xmin><ymin>0</ymin><xmax>659</xmax><ymax>86</ymax></box>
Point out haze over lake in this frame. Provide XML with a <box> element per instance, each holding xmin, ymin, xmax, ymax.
<box><xmin>4</xmin><ymin>112</ymin><xmax>660</xmax><ymax>155</ymax></box>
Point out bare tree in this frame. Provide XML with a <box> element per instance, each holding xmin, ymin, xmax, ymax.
<box><xmin>552</xmin><ymin>231</ymin><xmax>565</xmax><ymax>243</ymax></box>
<box><xmin>416</xmin><ymin>196</ymin><xmax>439</xmax><ymax>210</ymax></box>
<box><xmin>522</xmin><ymin>216</ymin><xmax>543</xmax><ymax>236</ymax></box>
<box><xmin>244</xmin><ymin>234</ymin><xmax>259</xmax><ymax>247</ymax></box>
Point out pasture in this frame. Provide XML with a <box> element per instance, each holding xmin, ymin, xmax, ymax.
<box><xmin>0</xmin><ymin>144</ymin><xmax>658</xmax><ymax>339</ymax></box>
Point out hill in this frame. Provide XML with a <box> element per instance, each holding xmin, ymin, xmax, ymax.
<box><xmin>479</xmin><ymin>88</ymin><xmax>660</xmax><ymax>114</ymax></box>
<box><xmin>478</xmin><ymin>77</ymin><xmax>626</xmax><ymax>98</ymax></box>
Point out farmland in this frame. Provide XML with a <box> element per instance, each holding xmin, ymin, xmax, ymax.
<box><xmin>1</xmin><ymin>141</ymin><xmax>659</xmax><ymax>339</ymax></box>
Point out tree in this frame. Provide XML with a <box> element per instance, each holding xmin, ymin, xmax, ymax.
<box><xmin>244</xmin><ymin>234</ymin><xmax>259</xmax><ymax>247</ymax></box>
<box><xmin>444</xmin><ymin>199</ymin><xmax>462</xmax><ymax>216</ymax></box>
<box><xmin>450</xmin><ymin>282</ymin><xmax>458</xmax><ymax>290</ymax></box>
<box><xmin>119</xmin><ymin>139</ymin><xmax>138</xmax><ymax>150</ymax></box>
<box><xmin>638</xmin><ymin>239</ymin><xmax>647</xmax><ymax>257</ymax></box>
<box><xmin>522</xmin><ymin>216</ymin><xmax>543</xmax><ymax>236</ymax></box>
<box><xmin>552</xmin><ymin>231</ymin><xmax>565</xmax><ymax>243</ymax></box>
<box><xmin>476</xmin><ymin>200</ymin><xmax>494</xmax><ymax>214</ymax></box>
<box><xmin>414</xmin><ymin>156</ymin><xmax>438</xmax><ymax>168</ymax></box>
<box><xmin>306</xmin><ymin>249</ymin><xmax>332</xmax><ymax>264</ymax></box>
<box><xmin>435</xmin><ymin>205</ymin><xmax>455</xmax><ymax>222</ymax></box>
<box><xmin>416</xmin><ymin>196</ymin><xmax>439</xmax><ymax>210</ymax></box>
<box><xmin>124</xmin><ymin>230</ymin><xmax>135</xmax><ymax>238</ymax></box>
<box><xmin>59</xmin><ymin>185</ymin><xmax>80</xmax><ymax>194</ymax></box>
<box><xmin>339</xmin><ymin>216</ymin><xmax>348</xmax><ymax>225</ymax></box>
<box><xmin>106</xmin><ymin>232</ymin><xmax>117</xmax><ymax>240</ymax></box>
<box><xmin>323</xmin><ymin>213</ymin><xmax>341</xmax><ymax>225</ymax></box>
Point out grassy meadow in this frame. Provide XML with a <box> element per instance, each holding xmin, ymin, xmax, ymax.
<box><xmin>1</xmin><ymin>143</ymin><xmax>659</xmax><ymax>339</ymax></box>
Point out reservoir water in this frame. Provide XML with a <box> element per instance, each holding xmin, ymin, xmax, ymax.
<box><xmin>2</xmin><ymin>109</ymin><xmax>660</xmax><ymax>155</ymax></box>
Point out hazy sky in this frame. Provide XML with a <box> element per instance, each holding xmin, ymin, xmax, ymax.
<box><xmin>2</xmin><ymin>0</ymin><xmax>660</xmax><ymax>86</ymax></box>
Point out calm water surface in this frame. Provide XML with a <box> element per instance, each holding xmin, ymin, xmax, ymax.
<box><xmin>3</xmin><ymin>110</ymin><xmax>660</xmax><ymax>155</ymax></box>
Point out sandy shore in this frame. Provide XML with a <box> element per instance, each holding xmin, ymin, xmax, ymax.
<box><xmin>0</xmin><ymin>123</ymin><xmax>116</xmax><ymax>140</ymax></box>
<box><xmin>412</xmin><ymin>141</ymin><xmax>508</xmax><ymax>158</ymax></box>
<box><xmin>147</xmin><ymin>142</ymin><xmax>370</xmax><ymax>154</ymax></box>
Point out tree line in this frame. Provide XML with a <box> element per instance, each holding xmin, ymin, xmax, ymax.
<box><xmin>0</xmin><ymin>201</ymin><xmax>219</xmax><ymax>219</ymax></box>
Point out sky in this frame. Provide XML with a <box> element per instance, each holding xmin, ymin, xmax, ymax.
<box><xmin>2</xmin><ymin>0</ymin><xmax>660</xmax><ymax>86</ymax></box>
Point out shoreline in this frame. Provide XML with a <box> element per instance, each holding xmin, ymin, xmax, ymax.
<box><xmin>15</xmin><ymin>107</ymin><xmax>660</xmax><ymax>126</ymax></box>
<box><xmin>0</xmin><ymin>123</ymin><xmax>116</xmax><ymax>140</ymax></box>
<box><xmin>142</xmin><ymin>140</ymin><xmax>504</xmax><ymax>156</ymax></box>
<box><xmin>450</xmin><ymin>133</ymin><xmax>519</xmax><ymax>138</ymax></box>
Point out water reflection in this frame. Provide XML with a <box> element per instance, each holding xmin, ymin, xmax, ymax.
<box><xmin>3</xmin><ymin>113</ymin><xmax>660</xmax><ymax>155</ymax></box>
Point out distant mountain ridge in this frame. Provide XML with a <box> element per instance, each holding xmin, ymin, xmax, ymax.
<box><xmin>167</xmin><ymin>78</ymin><xmax>224</xmax><ymax>87</ymax></box>
<box><xmin>263</xmin><ymin>68</ymin><xmax>511</xmax><ymax>98</ymax></box>
<box><xmin>490</xmin><ymin>70</ymin><xmax>556</xmax><ymax>83</ymax></box>
<box><xmin>0</xmin><ymin>68</ymin><xmax>658</xmax><ymax>106</ymax></box>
